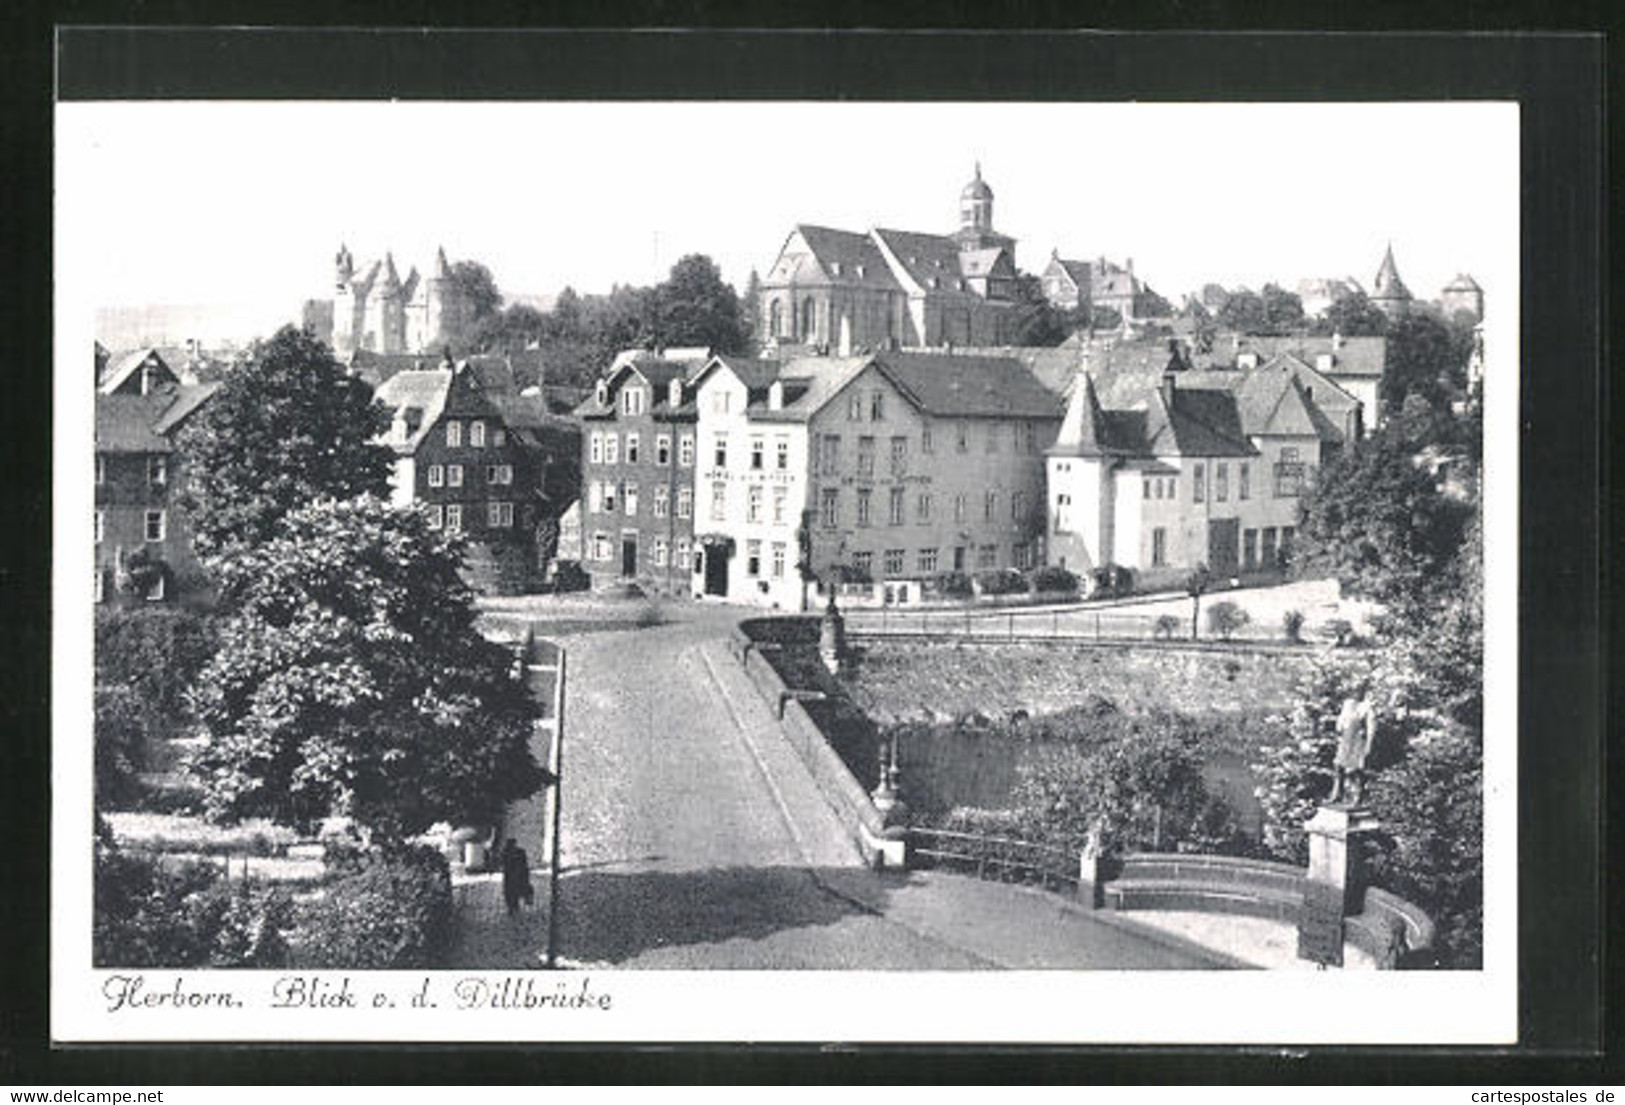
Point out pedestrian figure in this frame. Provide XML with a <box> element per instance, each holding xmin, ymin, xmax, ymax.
<box><xmin>501</xmin><ymin>838</ymin><xmax>533</xmax><ymax>916</ymax></box>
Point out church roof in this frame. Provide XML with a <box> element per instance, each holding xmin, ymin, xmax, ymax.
<box><xmin>770</xmin><ymin>225</ymin><xmax>898</xmax><ymax>290</ymax></box>
<box><xmin>961</xmin><ymin>164</ymin><xmax>993</xmax><ymax>201</ymax></box>
<box><xmin>871</xmin><ymin>228</ymin><xmax>987</xmax><ymax>301</ymax></box>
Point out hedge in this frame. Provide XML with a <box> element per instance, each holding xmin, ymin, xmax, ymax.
<box><xmin>291</xmin><ymin>846</ymin><xmax>453</xmax><ymax>970</ymax></box>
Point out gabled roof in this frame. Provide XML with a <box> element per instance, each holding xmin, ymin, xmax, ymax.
<box><xmin>1442</xmin><ymin>273</ymin><xmax>1482</xmax><ymax>293</ymax></box>
<box><xmin>151</xmin><ymin>382</ymin><xmax>221</xmax><ymax>436</ymax></box>
<box><xmin>767</xmin><ymin>225</ymin><xmax>898</xmax><ymax>291</ymax></box>
<box><xmin>95</xmin><ymin>383</ymin><xmax>219</xmax><ymax>454</ymax></box>
<box><xmin>98</xmin><ymin>347</ymin><xmax>179</xmax><ymax>395</ymax></box>
<box><xmin>348</xmin><ymin>349</ymin><xmax>449</xmax><ymax>387</ymax></box>
<box><xmin>575</xmin><ymin>350</ymin><xmax>704</xmax><ymax>419</ymax></box>
<box><xmin>1143</xmin><ymin>386</ymin><xmax>1255</xmax><ymax>458</ymax></box>
<box><xmin>373</xmin><ymin>370</ymin><xmax>454</xmax><ymax>454</ymax></box>
<box><xmin>1048</xmin><ymin>256</ymin><xmax>1094</xmax><ymax>288</ymax></box>
<box><xmin>748</xmin><ymin>355</ymin><xmax>875</xmax><ymax>423</ymax></box>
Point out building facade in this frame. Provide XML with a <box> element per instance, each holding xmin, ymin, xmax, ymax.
<box><xmin>1047</xmin><ymin>359</ymin><xmax>1350</xmax><ymax>587</ymax></box>
<box><xmin>1041</xmin><ymin>252</ymin><xmax>1161</xmax><ymax>321</ymax></box>
<box><xmin>1438</xmin><ymin>273</ymin><xmax>1485</xmax><ymax>323</ymax></box>
<box><xmin>573</xmin><ymin>350</ymin><xmax>707</xmax><ymax>593</ymax></box>
<box><xmin>94</xmin><ymin>349</ymin><xmax>219</xmax><ymax>605</ymax></box>
<box><xmin>374</xmin><ymin>355</ymin><xmax>580</xmax><ymax>593</ymax></box>
<box><xmin>756</xmin><ymin>168</ymin><xmax>1021</xmax><ymax>352</ymax></box>
<box><xmin>689</xmin><ymin>350</ymin><xmax>1064</xmax><ymax>610</ymax></box>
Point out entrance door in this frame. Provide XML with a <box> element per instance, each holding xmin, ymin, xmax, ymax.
<box><xmin>1207</xmin><ymin>518</ymin><xmax>1240</xmax><ymax>576</ymax></box>
<box><xmin>621</xmin><ymin>535</ymin><xmax>638</xmax><ymax>577</ymax></box>
<box><xmin>703</xmin><ymin>545</ymin><xmax>729</xmax><ymax>596</ymax></box>
<box><xmin>953</xmin><ymin>546</ymin><xmax>966</xmax><ymax>571</ymax></box>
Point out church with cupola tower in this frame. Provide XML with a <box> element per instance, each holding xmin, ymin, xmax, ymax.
<box><xmin>756</xmin><ymin>166</ymin><xmax>1021</xmax><ymax>352</ymax></box>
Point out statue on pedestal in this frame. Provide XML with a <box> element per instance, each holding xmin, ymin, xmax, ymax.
<box><xmin>1328</xmin><ymin>683</ymin><xmax>1376</xmax><ymax>807</ymax></box>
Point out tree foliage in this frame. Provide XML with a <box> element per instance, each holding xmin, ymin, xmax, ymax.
<box><xmin>448</xmin><ymin>260</ymin><xmax>503</xmax><ymax>322</ymax></box>
<box><xmin>178</xmin><ymin>325</ymin><xmax>392</xmax><ymax>562</ymax></box>
<box><xmin>187</xmin><ymin>495</ymin><xmax>547</xmax><ymax>842</ymax></box>
<box><xmin>1294</xmin><ymin>432</ymin><xmax>1474</xmax><ymax>620</ymax></box>
<box><xmin>95</xmin><ymin>685</ymin><xmax>149</xmax><ymax>809</ymax></box>
<box><xmin>650</xmin><ymin>254</ymin><xmax>746</xmax><ymax>353</ymax></box>
<box><xmin>95</xmin><ymin>847</ymin><xmax>292</xmax><ymax>968</ymax></box>
<box><xmin>1217</xmin><ymin>284</ymin><xmax>1304</xmax><ymax>334</ymax></box>
<box><xmin>1310</xmin><ymin>290</ymin><xmax>1390</xmax><ymax>337</ymax></box>
<box><xmin>1382</xmin><ymin>311</ymin><xmax>1476</xmax><ymax>420</ymax></box>
<box><xmin>1010</xmin><ymin>710</ymin><xmax>1239</xmax><ymax>857</ymax></box>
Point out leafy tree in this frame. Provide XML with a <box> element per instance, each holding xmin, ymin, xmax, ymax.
<box><xmin>177</xmin><ymin>325</ymin><xmax>391</xmax><ymax>563</ymax></box>
<box><xmin>1010</xmin><ymin>710</ymin><xmax>1235</xmax><ymax>856</ymax></box>
<box><xmin>1259</xmin><ymin>283</ymin><xmax>1305</xmax><ymax>332</ymax></box>
<box><xmin>1216</xmin><ymin>289</ymin><xmax>1266</xmax><ymax>334</ymax></box>
<box><xmin>95</xmin><ymin>685</ymin><xmax>149</xmax><ymax>809</ymax></box>
<box><xmin>188</xmin><ymin>495</ymin><xmax>548</xmax><ymax>843</ymax></box>
<box><xmin>467</xmin><ymin>302</ymin><xmax>547</xmax><ymax>355</ymax></box>
<box><xmin>448</xmin><ymin>260</ymin><xmax>502</xmax><ymax>322</ymax></box>
<box><xmin>1382</xmin><ymin>311</ymin><xmax>1474</xmax><ymax>419</ymax></box>
<box><xmin>1365</xmin><ymin>725</ymin><xmax>1483</xmax><ymax>968</ymax></box>
<box><xmin>650</xmin><ymin>254</ymin><xmax>745</xmax><ymax>353</ymax></box>
<box><xmin>739</xmin><ymin>268</ymin><xmax>763</xmax><ymax>350</ymax></box>
<box><xmin>1310</xmin><ymin>290</ymin><xmax>1390</xmax><ymax>337</ymax></box>
<box><xmin>1294</xmin><ymin>432</ymin><xmax>1473</xmax><ymax>621</ymax></box>
<box><xmin>1205</xmin><ymin>600</ymin><xmax>1250</xmax><ymax>640</ymax></box>
<box><xmin>95</xmin><ymin>846</ymin><xmax>291</xmax><ymax>968</ymax></box>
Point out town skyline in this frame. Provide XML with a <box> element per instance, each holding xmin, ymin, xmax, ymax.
<box><xmin>62</xmin><ymin>101</ymin><xmax>1515</xmax><ymax>347</ymax></box>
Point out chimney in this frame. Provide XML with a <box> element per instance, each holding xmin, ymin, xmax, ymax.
<box><xmin>1161</xmin><ymin>371</ymin><xmax>1176</xmax><ymax>410</ymax></box>
<box><xmin>1126</xmin><ymin>257</ymin><xmax>1134</xmax><ymax>275</ymax></box>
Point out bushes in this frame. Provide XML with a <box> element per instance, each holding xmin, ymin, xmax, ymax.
<box><xmin>95</xmin><ymin>607</ymin><xmax>217</xmax><ymax>729</ymax></box>
<box><xmin>1206</xmin><ymin>601</ymin><xmax>1250</xmax><ymax>640</ymax></box>
<box><xmin>1153</xmin><ymin>614</ymin><xmax>1182</xmax><ymax>640</ymax></box>
<box><xmin>931</xmin><ymin>571</ymin><xmax>974</xmax><ymax>599</ymax></box>
<box><xmin>94</xmin><ymin>847</ymin><xmax>291</xmax><ymax>968</ymax></box>
<box><xmin>1087</xmin><ymin>564</ymin><xmax>1135</xmax><ymax>599</ymax></box>
<box><xmin>291</xmin><ymin>846</ymin><xmax>453</xmax><ymax>970</ymax></box>
<box><xmin>95</xmin><ymin>686</ymin><xmax>148</xmax><ymax>809</ymax></box>
<box><xmin>974</xmin><ymin>568</ymin><xmax>1026</xmax><ymax>596</ymax></box>
<box><xmin>1282</xmin><ymin>609</ymin><xmax>1306</xmax><ymax>642</ymax></box>
<box><xmin>1027</xmin><ymin>565</ymin><xmax>1078</xmax><ymax>594</ymax></box>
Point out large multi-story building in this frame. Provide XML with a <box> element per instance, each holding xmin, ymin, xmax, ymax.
<box><xmin>756</xmin><ymin>167</ymin><xmax>1022</xmax><ymax>352</ymax></box>
<box><xmin>1046</xmin><ymin>355</ymin><xmax>1354</xmax><ymax>587</ymax></box>
<box><xmin>94</xmin><ymin>348</ymin><xmax>219</xmax><ymax>605</ymax></box>
<box><xmin>306</xmin><ymin>245</ymin><xmax>476</xmax><ymax>358</ymax></box>
<box><xmin>573</xmin><ymin>349</ymin><xmax>710</xmax><ymax>593</ymax></box>
<box><xmin>687</xmin><ymin>349</ymin><xmax>1064</xmax><ymax>610</ymax></box>
<box><xmin>1040</xmin><ymin>252</ymin><xmax>1164</xmax><ymax>322</ymax></box>
<box><xmin>373</xmin><ymin>354</ymin><xmax>580</xmax><ymax>593</ymax></box>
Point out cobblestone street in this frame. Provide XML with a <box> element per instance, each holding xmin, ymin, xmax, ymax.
<box><xmin>448</xmin><ymin>598</ymin><xmax>1226</xmax><ymax>971</ymax></box>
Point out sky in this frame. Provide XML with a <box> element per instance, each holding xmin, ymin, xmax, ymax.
<box><xmin>58</xmin><ymin>101</ymin><xmax>1518</xmax><ymax>344</ymax></box>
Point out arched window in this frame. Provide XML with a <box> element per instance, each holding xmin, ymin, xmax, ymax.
<box><xmin>801</xmin><ymin>297</ymin><xmax>817</xmax><ymax>340</ymax></box>
<box><xmin>769</xmin><ymin>299</ymin><xmax>783</xmax><ymax>337</ymax></box>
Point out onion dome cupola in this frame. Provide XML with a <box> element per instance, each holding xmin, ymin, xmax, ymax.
<box><xmin>959</xmin><ymin>161</ymin><xmax>995</xmax><ymax>232</ymax></box>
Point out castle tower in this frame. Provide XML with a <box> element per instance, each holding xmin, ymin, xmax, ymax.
<box><xmin>363</xmin><ymin>252</ymin><xmax>409</xmax><ymax>353</ymax></box>
<box><xmin>422</xmin><ymin>246</ymin><xmax>471</xmax><ymax>353</ymax></box>
<box><xmin>1370</xmin><ymin>243</ymin><xmax>1413</xmax><ymax>319</ymax></box>
<box><xmin>1440</xmin><ymin>273</ymin><xmax>1484</xmax><ymax>323</ymax></box>
<box><xmin>332</xmin><ymin>244</ymin><xmax>360</xmax><ymax>356</ymax></box>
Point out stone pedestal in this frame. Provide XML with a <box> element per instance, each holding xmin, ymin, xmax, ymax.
<box><xmin>1077</xmin><ymin>849</ymin><xmax>1105</xmax><ymax>910</ymax></box>
<box><xmin>1304</xmin><ymin>804</ymin><xmax>1381</xmax><ymax>915</ymax></box>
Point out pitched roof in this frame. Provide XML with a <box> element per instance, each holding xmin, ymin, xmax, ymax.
<box><xmin>1442</xmin><ymin>273</ymin><xmax>1482</xmax><ymax>293</ymax></box>
<box><xmin>151</xmin><ymin>383</ymin><xmax>222</xmax><ymax>436</ymax></box>
<box><xmin>871</xmin><ymin>351</ymin><xmax>1065</xmax><ymax>420</ymax></box>
<box><xmin>348</xmin><ymin>349</ymin><xmax>450</xmax><ymax>387</ymax></box>
<box><xmin>1373</xmin><ymin>244</ymin><xmax>1411</xmax><ymax>300</ymax></box>
<box><xmin>373</xmin><ymin>370</ymin><xmax>453</xmax><ymax>454</ymax></box>
<box><xmin>1197</xmin><ymin>333</ymin><xmax>1388</xmax><ymax>379</ymax></box>
<box><xmin>768</xmin><ymin>225</ymin><xmax>899</xmax><ymax>291</ymax></box>
<box><xmin>749</xmin><ymin>355</ymin><xmax>875</xmax><ymax>423</ymax></box>
<box><xmin>98</xmin><ymin>347</ymin><xmax>178</xmax><ymax>394</ymax></box>
<box><xmin>870</xmin><ymin>228</ymin><xmax>986</xmax><ymax>300</ymax></box>
<box><xmin>1050</xmin><ymin>257</ymin><xmax>1093</xmax><ymax>288</ymax></box>
<box><xmin>96</xmin><ymin>383</ymin><xmax>219</xmax><ymax>454</ymax></box>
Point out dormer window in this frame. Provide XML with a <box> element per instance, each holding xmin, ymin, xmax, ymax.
<box><xmin>668</xmin><ymin>379</ymin><xmax>683</xmax><ymax>408</ymax></box>
<box><xmin>596</xmin><ymin>381</ymin><xmax>609</xmax><ymax>406</ymax></box>
<box><xmin>147</xmin><ymin>456</ymin><xmax>167</xmax><ymax>487</ymax></box>
<box><xmin>621</xmin><ymin>387</ymin><xmax>645</xmax><ymax>416</ymax></box>
<box><xmin>855</xmin><ymin>264</ymin><xmax>865</xmax><ymax>278</ymax></box>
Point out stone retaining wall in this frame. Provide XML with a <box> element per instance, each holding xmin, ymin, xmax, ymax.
<box><xmin>730</xmin><ymin>622</ymin><xmax>904</xmax><ymax>867</ymax></box>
